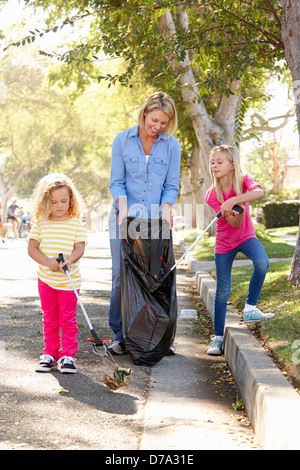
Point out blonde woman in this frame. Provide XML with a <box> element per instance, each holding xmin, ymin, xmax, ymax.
<box><xmin>28</xmin><ymin>173</ymin><xmax>86</xmax><ymax>373</ymax></box>
<box><xmin>108</xmin><ymin>92</ymin><xmax>181</xmax><ymax>354</ymax></box>
<box><xmin>205</xmin><ymin>145</ymin><xmax>274</xmax><ymax>356</ymax></box>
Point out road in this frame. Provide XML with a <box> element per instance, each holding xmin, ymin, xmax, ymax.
<box><xmin>0</xmin><ymin>232</ymin><xmax>259</xmax><ymax>451</ymax></box>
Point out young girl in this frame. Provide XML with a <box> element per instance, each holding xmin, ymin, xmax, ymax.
<box><xmin>28</xmin><ymin>173</ymin><xmax>87</xmax><ymax>373</ymax></box>
<box><xmin>205</xmin><ymin>145</ymin><xmax>274</xmax><ymax>356</ymax></box>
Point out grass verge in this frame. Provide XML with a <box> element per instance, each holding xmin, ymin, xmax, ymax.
<box><xmin>229</xmin><ymin>261</ymin><xmax>300</xmax><ymax>390</ymax></box>
<box><xmin>189</xmin><ymin>227</ymin><xmax>296</xmax><ymax>261</ymax></box>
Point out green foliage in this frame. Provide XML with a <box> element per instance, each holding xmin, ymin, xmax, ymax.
<box><xmin>3</xmin><ymin>1</ymin><xmax>286</xmax><ymax>177</ymax></box>
<box><xmin>0</xmin><ymin>45</ymin><xmax>150</xmax><ymax>210</ymax></box>
<box><xmin>262</xmin><ymin>202</ymin><xmax>300</xmax><ymax>228</ymax></box>
<box><xmin>1</xmin><ymin>0</ymin><xmax>296</xmax><ymax>214</ymax></box>
<box><xmin>6</xmin><ymin>1</ymin><xmax>285</xmax><ymax>107</ymax></box>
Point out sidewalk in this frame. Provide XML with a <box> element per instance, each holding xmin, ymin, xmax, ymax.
<box><xmin>2</xmin><ymin>232</ymin><xmax>298</xmax><ymax>450</ymax></box>
<box><xmin>0</xmin><ymin>232</ymin><xmax>259</xmax><ymax>450</ymax></box>
<box><xmin>184</xmin><ymin>251</ymin><xmax>300</xmax><ymax>450</ymax></box>
<box><xmin>140</xmin><ymin>266</ymin><xmax>260</xmax><ymax>450</ymax></box>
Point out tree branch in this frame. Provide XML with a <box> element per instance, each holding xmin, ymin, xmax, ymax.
<box><xmin>242</xmin><ymin>108</ymin><xmax>295</xmax><ymax>141</ymax></box>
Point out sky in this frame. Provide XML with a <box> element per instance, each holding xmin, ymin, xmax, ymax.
<box><xmin>0</xmin><ymin>0</ymin><xmax>85</xmax><ymax>51</ymax></box>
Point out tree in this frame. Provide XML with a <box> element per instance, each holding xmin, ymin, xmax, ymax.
<box><xmin>282</xmin><ymin>0</ymin><xmax>300</xmax><ymax>286</ymax></box>
<box><xmin>0</xmin><ymin>40</ymin><xmax>155</xmax><ymax>226</ymax></box>
<box><xmin>0</xmin><ymin>49</ymin><xmax>63</xmax><ymax>220</ymax></box>
<box><xmin>5</xmin><ymin>1</ymin><xmax>274</xmax><ymax>225</ymax></box>
<box><xmin>0</xmin><ymin>47</ymin><xmax>112</xmax><ymax>225</ymax></box>
<box><xmin>3</xmin><ymin>0</ymin><xmax>300</xmax><ymax>283</ymax></box>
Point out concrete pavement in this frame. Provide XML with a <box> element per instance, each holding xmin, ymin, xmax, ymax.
<box><xmin>140</xmin><ymin>267</ymin><xmax>259</xmax><ymax>450</ymax></box>
<box><xmin>185</xmin><ymin>250</ymin><xmax>300</xmax><ymax>451</ymax></box>
<box><xmin>2</xmin><ymin>231</ymin><xmax>299</xmax><ymax>450</ymax></box>
<box><xmin>0</xmin><ymin>232</ymin><xmax>260</xmax><ymax>450</ymax></box>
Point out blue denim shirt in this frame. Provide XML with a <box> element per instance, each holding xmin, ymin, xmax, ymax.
<box><xmin>109</xmin><ymin>125</ymin><xmax>181</xmax><ymax>218</ymax></box>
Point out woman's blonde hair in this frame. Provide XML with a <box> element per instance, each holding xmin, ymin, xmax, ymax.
<box><xmin>31</xmin><ymin>173</ymin><xmax>83</xmax><ymax>222</ymax></box>
<box><xmin>137</xmin><ymin>92</ymin><xmax>177</xmax><ymax>136</ymax></box>
<box><xmin>209</xmin><ymin>145</ymin><xmax>243</xmax><ymax>203</ymax></box>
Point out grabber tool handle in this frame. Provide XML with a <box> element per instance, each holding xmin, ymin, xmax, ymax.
<box><xmin>57</xmin><ymin>252</ymin><xmax>68</xmax><ymax>272</ymax></box>
<box><xmin>231</xmin><ymin>204</ymin><xmax>244</xmax><ymax>215</ymax></box>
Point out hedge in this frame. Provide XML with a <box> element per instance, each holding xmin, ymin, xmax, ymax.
<box><xmin>262</xmin><ymin>201</ymin><xmax>300</xmax><ymax>229</ymax></box>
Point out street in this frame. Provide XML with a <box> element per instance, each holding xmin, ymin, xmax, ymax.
<box><xmin>0</xmin><ymin>232</ymin><xmax>259</xmax><ymax>450</ymax></box>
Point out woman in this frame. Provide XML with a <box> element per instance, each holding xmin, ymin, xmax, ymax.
<box><xmin>108</xmin><ymin>92</ymin><xmax>181</xmax><ymax>354</ymax></box>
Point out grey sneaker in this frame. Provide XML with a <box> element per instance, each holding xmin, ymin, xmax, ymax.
<box><xmin>207</xmin><ymin>337</ymin><xmax>224</xmax><ymax>356</ymax></box>
<box><xmin>243</xmin><ymin>308</ymin><xmax>275</xmax><ymax>324</ymax></box>
<box><xmin>35</xmin><ymin>355</ymin><xmax>58</xmax><ymax>372</ymax></box>
<box><xmin>59</xmin><ymin>356</ymin><xmax>77</xmax><ymax>374</ymax></box>
<box><xmin>107</xmin><ymin>341</ymin><xmax>125</xmax><ymax>355</ymax></box>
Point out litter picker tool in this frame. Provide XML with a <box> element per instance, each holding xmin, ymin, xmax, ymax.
<box><xmin>56</xmin><ymin>253</ymin><xmax>104</xmax><ymax>353</ymax></box>
<box><xmin>160</xmin><ymin>204</ymin><xmax>243</xmax><ymax>283</ymax></box>
<box><xmin>56</xmin><ymin>253</ymin><xmax>132</xmax><ymax>390</ymax></box>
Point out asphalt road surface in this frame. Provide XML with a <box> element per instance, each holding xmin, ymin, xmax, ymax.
<box><xmin>0</xmin><ymin>232</ymin><xmax>259</xmax><ymax>451</ymax></box>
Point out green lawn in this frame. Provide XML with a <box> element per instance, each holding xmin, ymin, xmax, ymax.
<box><xmin>229</xmin><ymin>261</ymin><xmax>300</xmax><ymax>388</ymax></box>
<box><xmin>187</xmin><ymin>227</ymin><xmax>296</xmax><ymax>261</ymax></box>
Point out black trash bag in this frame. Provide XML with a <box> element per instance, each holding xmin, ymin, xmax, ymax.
<box><xmin>120</xmin><ymin>217</ymin><xmax>177</xmax><ymax>366</ymax></box>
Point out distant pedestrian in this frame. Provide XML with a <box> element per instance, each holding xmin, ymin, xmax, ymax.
<box><xmin>7</xmin><ymin>198</ymin><xmax>20</xmax><ymax>238</ymax></box>
<box><xmin>0</xmin><ymin>202</ymin><xmax>5</xmax><ymax>243</ymax></box>
<box><xmin>28</xmin><ymin>173</ymin><xmax>86</xmax><ymax>373</ymax></box>
<box><xmin>205</xmin><ymin>145</ymin><xmax>274</xmax><ymax>356</ymax></box>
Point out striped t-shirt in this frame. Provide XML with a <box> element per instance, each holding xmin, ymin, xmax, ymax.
<box><xmin>29</xmin><ymin>217</ymin><xmax>87</xmax><ymax>290</ymax></box>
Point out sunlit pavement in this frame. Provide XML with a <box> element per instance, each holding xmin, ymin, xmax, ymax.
<box><xmin>0</xmin><ymin>232</ymin><xmax>111</xmax><ymax>298</ymax></box>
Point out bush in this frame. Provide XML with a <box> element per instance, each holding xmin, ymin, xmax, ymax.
<box><xmin>262</xmin><ymin>201</ymin><xmax>300</xmax><ymax>229</ymax></box>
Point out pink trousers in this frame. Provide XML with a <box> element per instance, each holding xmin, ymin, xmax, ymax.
<box><xmin>38</xmin><ymin>279</ymin><xmax>78</xmax><ymax>360</ymax></box>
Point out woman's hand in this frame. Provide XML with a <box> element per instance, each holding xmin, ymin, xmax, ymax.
<box><xmin>117</xmin><ymin>197</ymin><xmax>129</xmax><ymax>225</ymax></box>
<box><xmin>162</xmin><ymin>203</ymin><xmax>173</xmax><ymax>229</ymax></box>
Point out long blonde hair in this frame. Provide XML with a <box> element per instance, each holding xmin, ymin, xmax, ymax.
<box><xmin>137</xmin><ymin>92</ymin><xmax>177</xmax><ymax>136</ymax></box>
<box><xmin>209</xmin><ymin>145</ymin><xmax>243</xmax><ymax>203</ymax></box>
<box><xmin>31</xmin><ymin>173</ymin><xmax>83</xmax><ymax>222</ymax></box>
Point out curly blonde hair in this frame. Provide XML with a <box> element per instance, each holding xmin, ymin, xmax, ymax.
<box><xmin>31</xmin><ymin>173</ymin><xmax>83</xmax><ymax>222</ymax></box>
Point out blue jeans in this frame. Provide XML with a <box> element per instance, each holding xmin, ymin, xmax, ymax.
<box><xmin>108</xmin><ymin>206</ymin><xmax>124</xmax><ymax>343</ymax></box>
<box><xmin>214</xmin><ymin>237</ymin><xmax>269</xmax><ymax>336</ymax></box>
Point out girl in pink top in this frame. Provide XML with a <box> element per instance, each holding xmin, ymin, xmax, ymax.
<box><xmin>205</xmin><ymin>145</ymin><xmax>274</xmax><ymax>356</ymax></box>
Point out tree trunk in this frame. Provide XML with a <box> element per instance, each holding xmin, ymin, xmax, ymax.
<box><xmin>282</xmin><ymin>0</ymin><xmax>300</xmax><ymax>286</ymax></box>
<box><xmin>158</xmin><ymin>9</ymin><xmax>241</xmax><ymax>226</ymax></box>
